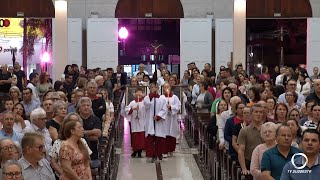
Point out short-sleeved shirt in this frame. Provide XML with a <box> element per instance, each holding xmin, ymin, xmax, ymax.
<box><xmin>82</xmin><ymin>114</ymin><xmax>102</xmax><ymax>160</ymax></box>
<box><xmin>59</xmin><ymin>142</ymin><xmax>92</xmax><ymax>180</ymax></box>
<box><xmin>261</xmin><ymin>145</ymin><xmax>302</xmax><ymax>180</ymax></box>
<box><xmin>0</xmin><ymin>72</ymin><xmax>11</xmax><ymax>93</ymax></box>
<box><xmin>280</xmin><ymin>153</ymin><xmax>320</xmax><ymax>180</ymax></box>
<box><xmin>237</xmin><ymin>124</ymin><xmax>264</xmax><ymax>161</ymax></box>
<box><xmin>0</xmin><ymin>129</ymin><xmax>23</xmax><ymax>144</ymax></box>
<box><xmin>232</xmin><ymin>123</ymin><xmax>246</xmax><ymax>137</ymax></box>
<box><xmin>19</xmin><ymin>156</ymin><xmax>56</xmax><ymax>180</ymax></box>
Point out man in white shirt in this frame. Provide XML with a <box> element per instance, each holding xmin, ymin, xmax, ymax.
<box><xmin>275</xmin><ymin>66</ymin><xmax>287</xmax><ymax>86</ymax></box>
<box><xmin>134</xmin><ymin>63</ymin><xmax>149</xmax><ymax>77</ymax></box>
<box><xmin>23</xmin><ymin>107</ymin><xmax>52</xmax><ymax>158</ymax></box>
<box><xmin>26</xmin><ymin>72</ymin><xmax>40</xmax><ymax>102</ymax></box>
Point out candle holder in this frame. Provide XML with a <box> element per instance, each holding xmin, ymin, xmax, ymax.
<box><xmin>135</xmin><ymin>96</ymin><xmax>140</xmax><ymax>120</ymax></box>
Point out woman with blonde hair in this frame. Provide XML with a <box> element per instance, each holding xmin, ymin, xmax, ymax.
<box><xmin>250</xmin><ymin>122</ymin><xmax>277</xmax><ymax>180</ymax></box>
<box><xmin>47</xmin><ymin>100</ymin><xmax>67</xmax><ymax>142</ymax></box>
<box><xmin>59</xmin><ymin>120</ymin><xmax>92</xmax><ymax>180</ymax></box>
<box><xmin>9</xmin><ymin>86</ymin><xmax>21</xmax><ymax>105</ymax></box>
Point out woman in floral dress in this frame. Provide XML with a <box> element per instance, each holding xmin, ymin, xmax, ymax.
<box><xmin>59</xmin><ymin>120</ymin><xmax>92</xmax><ymax>180</ymax></box>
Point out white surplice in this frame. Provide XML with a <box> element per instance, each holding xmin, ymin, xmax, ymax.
<box><xmin>125</xmin><ymin>100</ymin><xmax>146</xmax><ymax>133</ymax></box>
<box><xmin>162</xmin><ymin>94</ymin><xmax>181</xmax><ymax>138</ymax></box>
<box><xmin>143</xmin><ymin>95</ymin><xmax>168</xmax><ymax>138</ymax></box>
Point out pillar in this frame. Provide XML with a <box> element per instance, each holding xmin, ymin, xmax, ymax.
<box><xmin>233</xmin><ymin>0</ymin><xmax>246</xmax><ymax>70</ymax></box>
<box><xmin>53</xmin><ymin>0</ymin><xmax>68</xmax><ymax>82</ymax></box>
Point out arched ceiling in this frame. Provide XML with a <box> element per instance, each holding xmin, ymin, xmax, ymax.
<box><xmin>247</xmin><ymin>0</ymin><xmax>312</xmax><ymax>18</ymax></box>
<box><xmin>115</xmin><ymin>0</ymin><xmax>184</xmax><ymax>18</ymax></box>
<box><xmin>0</xmin><ymin>0</ymin><xmax>54</xmax><ymax>18</ymax></box>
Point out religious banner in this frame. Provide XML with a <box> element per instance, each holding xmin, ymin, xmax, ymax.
<box><xmin>125</xmin><ymin>85</ymin><xmax>148</xmax><ymax>105</ymax></box>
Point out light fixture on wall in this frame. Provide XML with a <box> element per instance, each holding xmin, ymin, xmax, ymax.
<box><xmin>119</xmin><ymin>27</ymin><xmax>129</xmax><ymax>56</ymax></box>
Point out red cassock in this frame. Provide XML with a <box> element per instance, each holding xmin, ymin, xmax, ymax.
<box><xmin>125</xmin><ymin>99</ymin><xmax>146</xmax><ymax>151</ymax></box>
<box><xmin>131</xmin><ymin>132</ymin><xmax>145</xmax><ymax>151</ymax></box>
<box><xmin>145</xmin><ymin>135</ymin><xmax>166</xmax><ymax>157</ymax></box>
<box><xmin>165</xmin><ymin>136</ymin><xmax>176</xmax><ymax>153</ymax></box>
<box><xmin>143</xmin><ymin>93</ymin><xmax>168</xmax><ymax>158</ymax></box>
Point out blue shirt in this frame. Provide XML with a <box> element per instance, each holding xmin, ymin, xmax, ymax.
<box><xmin>21</xmin><ymin>99</ymin><xmax>40</xmax><ymax>113</ymax></box>
<box><xmin>278</xmin><ymin>92</ymin><xmax>305</xmax><ymax>107</ymax></box>
<box><xmin>280</xmin><ymin>153</ymin><xmax>320</xmax><ymax>180</ymax></box>
<box><xmin>0</xmin><ymin>129</ymin><xmax>23</xmax><ymax>144</ymax></box>
<box><xmin>261</xmin><ymin>145</ymin><xmax>302</xmax><ymax>180</ymax></box>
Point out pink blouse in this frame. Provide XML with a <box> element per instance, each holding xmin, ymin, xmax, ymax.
<box><xmin>250</xmin><ymin>143</ymin><xmax>275</xmax><ymax>180</ymax></box>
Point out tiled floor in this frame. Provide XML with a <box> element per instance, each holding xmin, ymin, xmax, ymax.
<box><xmin>116</xmin><ymin>119</ymin><xmax>203</xmax><ymax>180</ymax></box>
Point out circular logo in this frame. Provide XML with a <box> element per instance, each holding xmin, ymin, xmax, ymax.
<box><xmin>0</xmin><ymin>19</ymin><xmax>10</xmax><ymax>27</ymax></box>
<box><xmin>291</xmin><ymin>153</ymin><xmax>308</xmax><ymax>170</ymax></box>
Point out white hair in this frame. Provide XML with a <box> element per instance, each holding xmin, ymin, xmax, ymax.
<box><xmin>94</xmin><ymin>75</ymin><xmax>103</xmax><ymax>83</ymax></box>
<box><xmin>30</xmin><ymin>107</ymin><xmax>46</xmax><ymax>123</ymax></box>
<box><xmin>87</xmin><ymin>79</ymin><xmax>98</xmax><ymax>87</ymax></box>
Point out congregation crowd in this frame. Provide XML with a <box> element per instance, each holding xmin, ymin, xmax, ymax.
<box><xmin>0</xmin><ymin>61</ymin><xmax>320</xmax><ymax>180</ymax></box>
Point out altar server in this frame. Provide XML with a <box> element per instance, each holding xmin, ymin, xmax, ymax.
<box><xmin>144</xmin><ymin>83</ymin><xmax>168</xmax><ymax>162</ymax></box>
<box><xmin>162</xmin><ymin>83</ymin><xmax>181</xmax><ymax>157</ymax></box>
<box><xmin>125</xmin><ymin>88</ymin><xmax>146</xmax><ymax>158</ymax></box>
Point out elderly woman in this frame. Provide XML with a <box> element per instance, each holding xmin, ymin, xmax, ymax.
<box><xmin>2</xmin><ymin>160</ymin><xmax>23</xmax><ymax>180</ymax></box>
<box><xmin>50</xmin><ymin>113</ymin><xmax>92</xmax><ymax>178</ymax></box>
<box><xmin>0</xmin><ymin>139</ymin><xmax>21</xmax><ymax>168</ymax></box>
<box><xmin>9</xmin><ymin>86</ymin><xmax>21</xmax><ymax>105</ymax></box>
<box><xmin>47</xmin><ymin>100</ymin><xmax>67</xmax><ymax>142</ymax></box>
<box><xmin>59</xmin><ymin>120</ymin><xmax>92</xmax><ymax>180</ymax></box>
<box><xmin>250</xmin><ymin>122</ymin><xmax>277</xmax><ymax>180</ymax></box>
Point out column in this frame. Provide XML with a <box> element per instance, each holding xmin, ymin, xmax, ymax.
<box><xmin>233</xmin><ymin>0</ymin><xmax>246</xmax><ymax>69</ymax></box>
<box><xmin>53</xmin><ymin>0</ymin><xmax>68</xmax><ymax>82</ymax></box>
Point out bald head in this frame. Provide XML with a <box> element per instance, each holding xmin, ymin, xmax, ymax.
<box><xmin>139</xmin><ymin>63</ymin><xmax>145</xmax><ymax>71</ymax></box>
<box><xmin>160</xmin><ymin>63</ymin><xmax>166</xmax><ymax>70</ymax></box>
<box><xmin>1</xmin><ymin>64</ymin><xmax>8</xmax><ymax>72</ymax></box>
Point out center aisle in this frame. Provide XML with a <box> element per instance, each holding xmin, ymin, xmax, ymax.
<box><xmin>116</xmin><ymin>119</ymin><xmax>204</xmax><ymax>180</ymax></box>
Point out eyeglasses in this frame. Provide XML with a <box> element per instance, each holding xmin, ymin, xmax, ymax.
<box><xmin>1</xmin><ymin>145</ymin><xmax>16</xmax><ymax>151</ymax></box>
<box><xmin>3</xmin><ymin>172</ymin><xmax>22</xmax><ymax>178</ymax></box>
<box><xmin>33</xmin><ymin>145</ymin><xmax>45</xmax><ymax>151</ymax></box>
<box><xmin>37</xmin><ymin>117</ymin><xmax>47</xmax><ymax>121</ymax></box>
